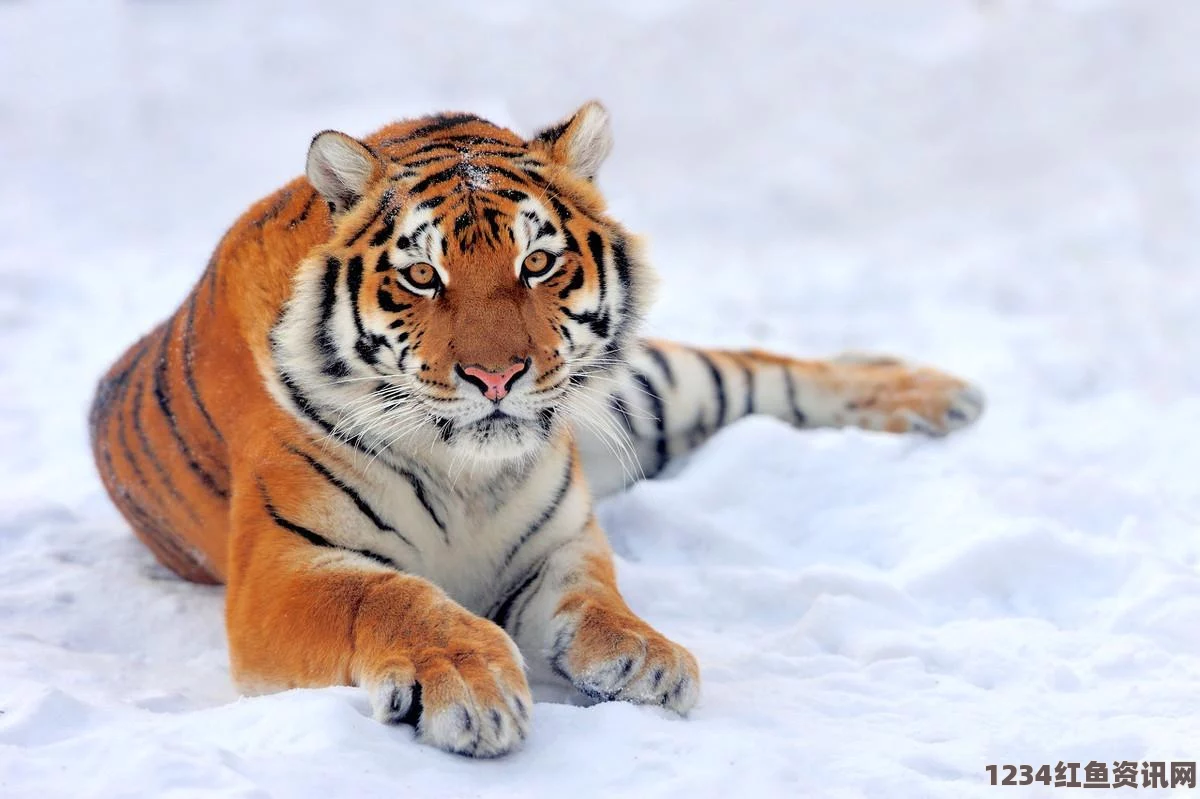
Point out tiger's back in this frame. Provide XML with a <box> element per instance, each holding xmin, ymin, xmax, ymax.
<box><xmin>89</xmin><ymin>173</ymin><xmax>333</xmax><ymax>582</ymax></box>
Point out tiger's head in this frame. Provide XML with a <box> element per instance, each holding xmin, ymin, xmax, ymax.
<box><xmin>271</xmin><ymin>103</ymin><xmax>656</xmax><ymax>465</ymax></box>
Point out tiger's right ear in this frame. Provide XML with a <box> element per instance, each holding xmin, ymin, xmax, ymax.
<box><xmin>305</xmin><ymin>130</ymin><xmax>384</xmax><ymax>215</ymax></box>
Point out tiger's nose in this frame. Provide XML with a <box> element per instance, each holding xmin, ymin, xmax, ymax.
<box><xmin>455</xmin><ymin>358</ymin><xmax>531</xmax><ymax>401</ymax></box>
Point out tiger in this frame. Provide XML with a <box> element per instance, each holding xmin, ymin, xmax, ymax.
<box><xmin>88</xmin><ymin>101</ymin><xmax>984</xmax><ymax>758</ymax></box>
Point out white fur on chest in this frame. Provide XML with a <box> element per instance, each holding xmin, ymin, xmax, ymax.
<box><xmin>323</xmin><ymin>441</ymin><xmax>588</xmax><ymax>615</ymax></box>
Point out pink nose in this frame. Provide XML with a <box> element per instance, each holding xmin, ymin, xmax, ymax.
<box><xmin>457</xmin><ymin>359</ymin><xmax>530</xmax><ymax>401</ymax></box>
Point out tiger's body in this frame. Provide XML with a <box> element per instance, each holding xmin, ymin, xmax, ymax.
<box><xmin>89</xmin><ymin>103</ymin><xmax>983</xmax><ymax>757</ymax></box>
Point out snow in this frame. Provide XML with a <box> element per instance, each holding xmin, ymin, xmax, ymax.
<box><xmin>3</xmin><ymin>0</ymin><xmax>1200</xmax><ymax>796</ymax></box>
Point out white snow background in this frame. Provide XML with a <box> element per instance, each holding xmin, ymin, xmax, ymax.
<box><xmin>3</xmin><ymin>0</ymin><xmax>1200</xmax><ymax>796</ymax></box>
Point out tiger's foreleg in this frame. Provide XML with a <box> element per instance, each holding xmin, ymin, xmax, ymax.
<box><xmin>224</xmin><ymin>469</ymin><xmax>532</xmax><ymax>758</ymax></box>
<box><xmin>576</xmin><ymin>339</ymin><xmax>985</xmax><ymax>495</ymax></box>
<box><xmin>491</xmin><ymin>518</ymin><xmax>699</xmax><ymax>712</ymax></box>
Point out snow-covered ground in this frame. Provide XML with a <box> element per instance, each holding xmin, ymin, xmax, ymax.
<box><xmin>3</xmin><ymin>0</ymin><xmax>1200</xmax><ymax>796</ymax></box>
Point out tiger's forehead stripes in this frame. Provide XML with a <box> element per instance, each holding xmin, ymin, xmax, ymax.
<box><xmin>337</xmin><ymin>115</ymin><xmax>615</xmax><ymax>281</ymax></box>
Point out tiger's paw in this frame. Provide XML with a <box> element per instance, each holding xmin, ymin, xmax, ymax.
<box><xmin>365</xmin><ymin>617</ymin><xmax>532</xmax><ymax>758</ymax></box>
<box><xmin>548</xmin><ymin>599</ymin><xmax>699</xmax><ymax>714</ymax></box>
<box><xmin>835</xmin><ymin>356</ymin><xmax>986</xmax><ymax>436</ymax></box>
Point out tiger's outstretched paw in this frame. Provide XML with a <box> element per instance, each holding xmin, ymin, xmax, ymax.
<box><xmin>548</xmin><ymin>599</ymin><xmax>699</xmax><ymax>714</ymax></box>
<box><xmin>834</xmin><ymin>356</ymin><xmax>986</xmax><ymax>436</ymax></box>
<box><xmin>902</xmin><ymin>376</ymin><xmax>985</xmax><ymax>435</ymax></box>
<box><xmin>365</xmin><ymin>616</ymin><xmax>532</xmax><ymax>758</ymax></box>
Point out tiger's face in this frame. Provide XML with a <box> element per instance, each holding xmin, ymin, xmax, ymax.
<box><xmin>271</xmin><ymin>103</ymin><xmax>655</xmax><ymax>464</ymax></box>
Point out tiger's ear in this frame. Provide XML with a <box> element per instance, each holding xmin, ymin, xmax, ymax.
<box><xmin>305</xmin><ymin>130</ymin><xmax>384</xmax><ymax>214</ymax></box>
<box><xmin>532</xmin><ymin>101</ymin><xmax>613</xmax><ymax>181</ymax></box>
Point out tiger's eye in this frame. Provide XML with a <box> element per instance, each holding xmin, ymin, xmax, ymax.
<box><xmin>522</xmin><ymin>250</ymin><xmax>556</xmax><ymax>278</ymax></box>
<box><xmin>402</xmin><ymin>262</ymin><xmax>439</xmax><ymax>290</ymax></box>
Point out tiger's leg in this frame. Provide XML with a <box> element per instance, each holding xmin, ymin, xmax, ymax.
<box><xmin>225</xmin><ymin>471</ymin><xmax>532</xmax><ymax>758</ymax></box>
<box><xmin>492</xmin><ymin>519</ymin><xmax>699</xmax><ymax>712</ymax></box>
<box><xmin>577</xmin><ymin>338</ymin><xmax>985</xmax><ymax>495</ymax></box>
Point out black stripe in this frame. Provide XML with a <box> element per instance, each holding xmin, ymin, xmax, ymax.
<box><xmin>508</xmin><ymin>553</ymin><xmax>558</xmax><ymax>641</ymax></box>
<box><xmin>96</xmin><ymin>345</ymin><xmax>206</xmax><ymax>571</ymax></box>
<box><xmin>482</xmin><ymin>207</ymin><xmax>503</xmax><ymax>243</ymax></box>
<box><xmin>96</xmin><ymin>343</ymin><xmax>181</xmax><ymax>535</ymax></box>
<box><xmin>380</xmin><ymin>114</ymin><xmax>483</xmax><ymax>145</ymax></box>
<box><xmin>287</xmin><ymin>190</ymin><xmax>318</xmax><ymax>229</ymax></box>
<box><xmin>535</xmin><ymin>118</ymin><xmax>571</xmax><ymax>145</ymax></box>
<box><xmin>345</xmin><ymin>256</ymin><xmax>383</xmax><ymax>366</ymax></box>
<box><xmin>369</xmin><ymin>211</ymin><xmax>397</xmax><ymax>247</ymax></box>
<box><xmin>396</xmin><ymin>143</ymin><xmax>527</xmax><ymax>167</ymax></box>
<box><xmin>523</xmin><ymin>170</ymin><xmax>602</xmax><ymax>224</ymax></box>
<box><xmin>396</xmin><ymin>134</ymin><xmax>516</xmax><ymax>158</ymax></box>
<box><xmin>393</xmin><ymin>153</ymin><xmax>459</xmax><ymax>170</ymax></box>
<box><xmin>114</xmin><ymin>396</ymin><xmax>155</xmax><ymax>496</ymax></box>
<box><xmin>407</xmin><ymin>221</ymin><xmax>431</xmax><ymax>246</ymax></box>
<box><xmin>181</xmin><ymin>292</ymin><xmax>225</xmax><ymax>444</ymax></box>
<box><xmin>695</xmin><ymin>351</ymin><xmax>728</xmax><ymax>428</ymax></box>
<box><xmin>400</xmin><ymin>467</ymin><xmax>447</xmax><ymax>543</ymax></box>
<box><xmin>494</xmin><ymin>188</ymin><xmax>528</xmax><ymax>203</ymax></box>
<box><xmin>632</xmin><ymin>371</ymin><xmax>668</xmax><ymax>477</ymax></box>
<box><xmin>392</xmin><ymin>153</ymin><xmax>454</xmax><ymax>169</ymax></box>
<box><xmin>609</xmin><ymin>237</ymin><xmax>638</xmax><ymax>347</ymax></box>
<box><xmin>151</xmin><ymin>316</ymin><xmax>229</xmax><ymax>499</ymax></box>
<box><xmin>258</xmin><ymin>480</ymin><xmax>402</xmax><ymax>570</ymax></box>
<box><xmin>644</xmin><ymin>343</ymin><xmax>676</xmax><ymax>388</ymax></box>
<box><xmin>130</xmin><ymin>373</ymin><xmax>203</xmax><ymax>526</ymax></box>
<box><xmin>315</xmin><ymin>257</ymin><xmax>351</xmax><ymax>378</ymax></box>
<box><xmin>741</xmin><ymin>362</ymin><xmax>755</xmax><ymax>417</ymax></box>
<box><xmin>490</xmin><ymin>559</ymin><xmax>547</xmax><ymax>631</ymax></box>
<box><xmin>481</xmin><ymin>163</ymin><xmax>531</xmax><ymax>187</ymax></box>
<box><xmin>273</xmin><ymin>360</ymin><xmax>447</xmax><ymax>505</ymax></box>
<box><xmin>200</xmin><ymin>251</ymin><xmax>222</xmax><ymax>312</ymax></box>
<box><xmin>106</xmin><ymin>451</ymin><xmax>203</xmax><ymax>574</ymax></box>
<box><xmin>409</xmin><ymin>164</ymin><xmax>461</xmax><ymax>195</ymax></box>
<box><xmin>253</xmin><ymin>188</ymin><xmax>293</xmax><ymax>229</ymax></box>
<box><xmin>125</xmin><ymin>499</ymin><xmax>198</xmax><ymax>571</ymax></box>
<box><xmin>391</xmin><ymin>149</ymin><xmax>456</xmax><ymax>169</ymax></box>
<box><xmin>585</xmin><ymin>231</ymin><xmax>608</xmax><ymax>310</ymax></box>
<box><xmin>500</xmin><ymin>453</ymin><xmax>574</xmax><ymax>571</ymax></box>
<box><xmin>289</xmin><ymin>446</ymin><xmax>416</xmax><ymax>550</ymax></box>
<box><xmin>549</xmin><ymin>199</ymin><xmax>579</xmax><ymax>253</ymax></box>
<box><xmin>548</xmin><ymin>195</ymin><xmax>572</xmax><ymax>222</ymax></box>
<box><xmin>454</xmin><ymin>211</ymin><xmax>473</xmax><ymax>237</ymax></box>
<box><xmin>89</xmin><ymin>334</ymin><xmax>153</xmax><ymax>438</ymax></box>
<box><xmin>557</xmin><ymin>267</ymin><xmax>585</xmax><ymax>300</ymax></box>
<box><xmin>345</xmin><ymin>188</ymin><xmax>393</xmax><ymax>246</ymax></box>
<box><xmin>275</xmin><ymin>368</ymin><xmax>341</xmax><ymax>439</ymax></box>
<box><xmin>608</xmin><ymin>392</ymin><xmax>637</xmax><ymax>437</ymax></box>
<box><xmin>782</xmin><ymin>366</ymin><xmax>807</xmax><ymax>426</ymax></box>
<box><xmin>610</xmin><ymin>236</ymin><xmax>633</xmax><ymax>305</ymax></box>
<box><xmin>560</xmin><ymin>307</ymin><xmax>610</xmax><ymax>339</ymax></box>
<box><xmin>378</xmin><ymin>288</ymin><xmax>413</xmax><ymax>314</ymax></box>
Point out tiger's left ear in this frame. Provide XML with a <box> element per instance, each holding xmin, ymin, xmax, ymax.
<box><xmin>532</xmin><ymin>101</ymin><xmax>613</xmax><ymax>181</ymax></box>
<box><xmin>306</xmin><ymin>130</ymin><xmax>385</xmax><ymax>214</ymax></box>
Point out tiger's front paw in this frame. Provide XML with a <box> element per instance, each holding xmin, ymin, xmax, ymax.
<box><xmin>364</xmin><ymin>612</ymin><xmax>532</xmax><ymax>758</ymax></box>
<box><xmin>548</xmin><ymin>599</ymin><xmax>699</xmax><ymax>714</ymax></box>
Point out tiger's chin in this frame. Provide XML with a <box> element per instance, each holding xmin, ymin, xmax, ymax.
<box><xmin>445</xmin><ymin>409</ymin><xmax>557</xmax><ymax>464</ymax></box>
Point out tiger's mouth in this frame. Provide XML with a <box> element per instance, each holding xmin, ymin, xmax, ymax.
<box><xmin>472</xmin><ymin>408</ymin><xmax>524</xmax><ymax>432</ymax></box>
<box><xmin>446</xmin><ymin>402</ymin><xmax>558</xmax><ymax>454</ymax></box>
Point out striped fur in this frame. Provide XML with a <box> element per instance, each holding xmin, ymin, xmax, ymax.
<box><xmin>89</xmin><ymin>102</ymin><xmax>983</xmax><ymax>758</ymax></box>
